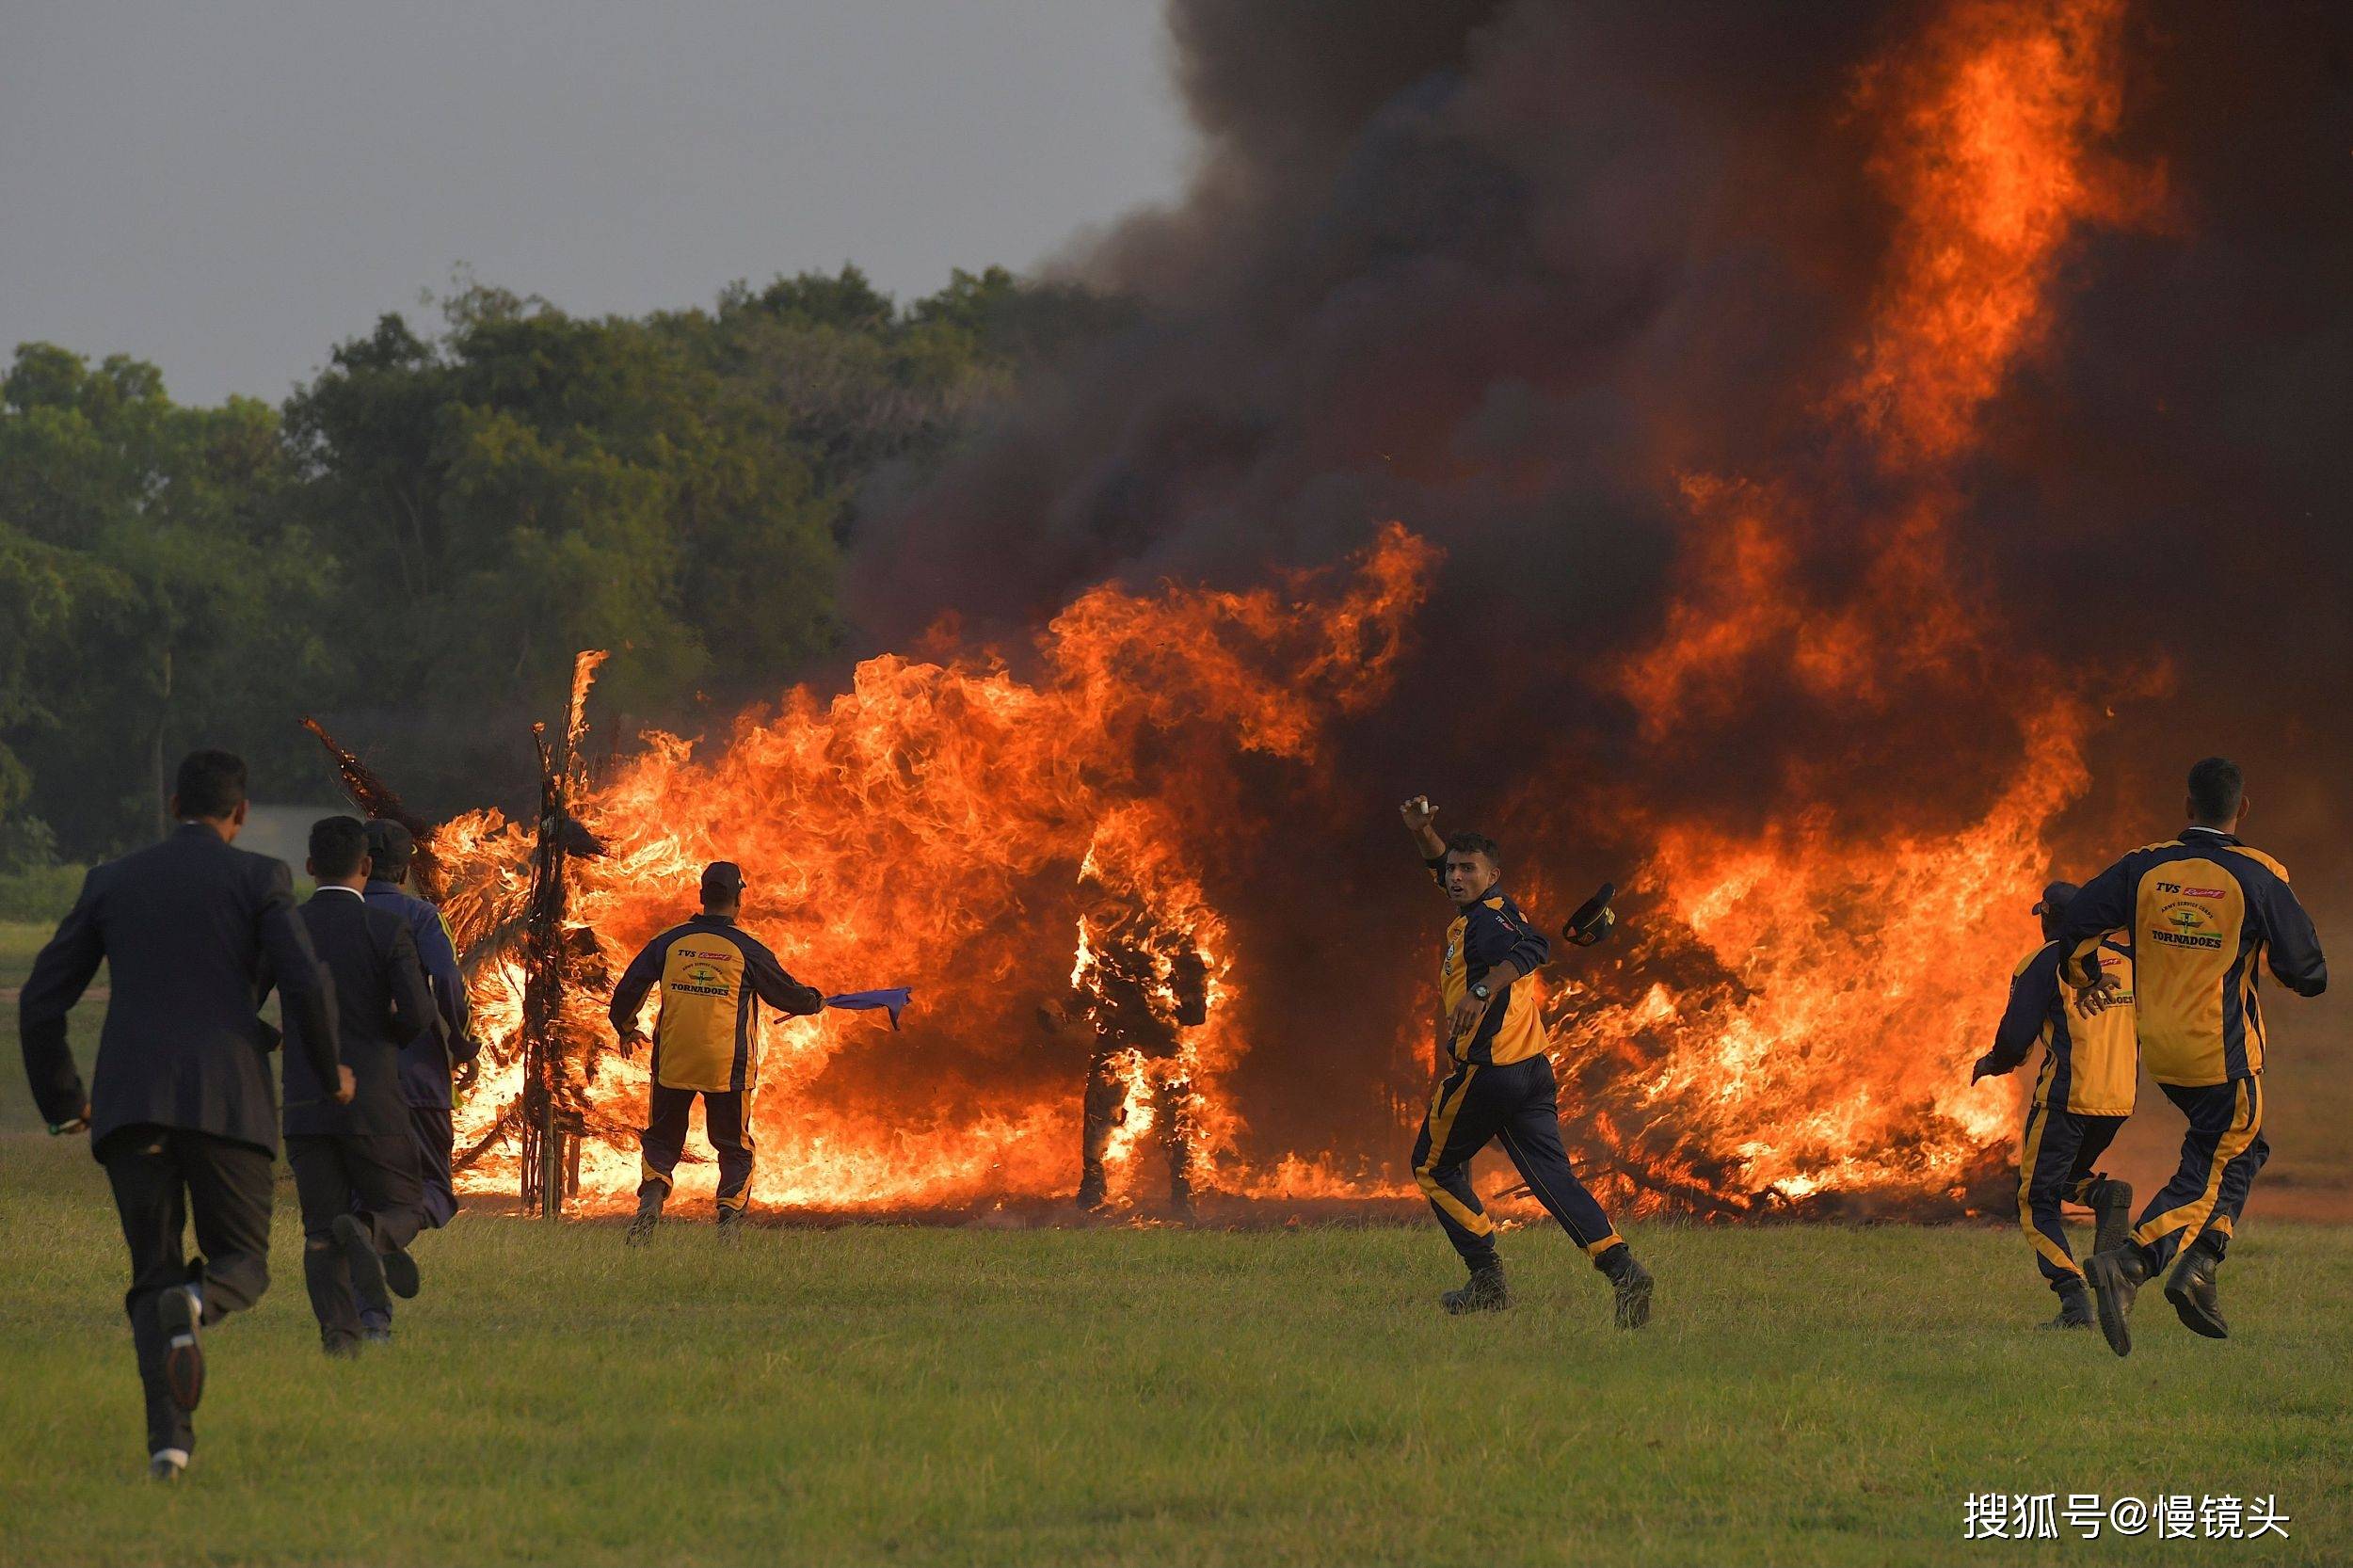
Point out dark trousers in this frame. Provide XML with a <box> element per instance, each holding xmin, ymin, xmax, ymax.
<box><xmin>1411</xmin><ymin>1054</ymin><xmax>1622</xmax><ymax>1272</ymax></box>
<box><xmin>2016</xmin><ymin>1100</ymin><xmax>2125</xmax><ymax>1290</ymax></box>
<box><xmin>2132</xmin><ymin>1076</ymin><xmax>2268</xmax><ymax>1270</ymax></box>
<box><xmin>640</xmin><ymin>1084</ymin><xmax>754</xmax><ymax>1211</ymax></box>
<box><xmin>97</xmin><ymin>1125</ymin><xmax>274</xmax><ymax>1457</ymax></box>
<box><xmin>410</xmin><ymin>1105</ymin><xmax>458</xmax><ymax>1229</ymax></box>
<box><xmin>287</xmin><ymin>1133</ymin><xmax>424</xmax><ymax>1347</ymax></box>
<box><xmin>1078</xmin><ymin>1050</ymin><xmax>1195</xmax><ymax>1208</ymax></box>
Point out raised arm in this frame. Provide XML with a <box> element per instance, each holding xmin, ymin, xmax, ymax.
<box><xmin>18</xmin><ymin>869</ymin><xmax>104</xmax><ymax>1128</ymax></box>
<box><xmin>1401</xmin><ymin>795</ymin><xmax>1449</xmax><ymax>893</ymax></box>
<box><xmin>745</xmin><ymin>938</ymin><xmax>825</xmax><ymax>1017</ymax></box>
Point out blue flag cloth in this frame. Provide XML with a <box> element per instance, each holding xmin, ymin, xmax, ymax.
<box><xmin>824</xmin><ymin>988</ymin><xmax>913</xmax><ymax>1030</ymax></box>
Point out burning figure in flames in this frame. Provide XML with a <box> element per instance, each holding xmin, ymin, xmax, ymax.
<box><xmin>1068</xmin><ymin>815</ymin><xmax>1221</xmax><ymax>1217</ymax></box>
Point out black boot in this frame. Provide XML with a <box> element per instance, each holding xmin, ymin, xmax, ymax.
<box><xmin>1595</xmin><ymin>1242</ymin><xmax>1654</xmax><ymax>1330</ymax></box>
<box><xmin>2041</xmin><ymin>1282</ymin><xmax>2094</xmax><ymax>1330</ymax></box>
<box><xmin>2086</xmin><ymin>1176</ymin><xmax>2135</xmax><ymax>1257</ymax></box>
<box><xmin>626</xmin><ymin>1183</ymin><xmax>665</xmax><ymax>1246</ymax></box>
<box><xmin>716</xmin><ymin>1204</ymin><xmax>746</xmax><ymax>1241</ymax></box>
<box><xmin>382</xmin><ymin>1242</ymin><xmax>420</xmax><ymax>1301</ymax></box>
<box><xmin>1441</xmin><ymin>1264</ymin><xmax>1510</xmax><ymax>1314</ymax></box>
<box><xmin>2163</xmin><ymin>1235</ymin><xmax>2229</xmax><ymax>1339</ymax></box>
<box><xmin>2084</xmin><ymin>1244</ymin><xmax>2150</xmax><ymax>1357</ymax></box>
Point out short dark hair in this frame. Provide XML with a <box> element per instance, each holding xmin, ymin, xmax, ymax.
<box><xmin>1444</xmin><ymin>830</ymin><xmax>1501</xmax><ymax>867</ymax></box>
<box><xmin>174</xmin><ymin>750</ymin><xmax>248</xmax><ymax>820</ymax></box>
<box><xmin>2187</xmin><ymin>756</ymin><xmax>2244</xmax><ymax>824</ymax></box>
<box><xmin>309</xmin><ymin>816</ymin><xmax>370</xmax><ymax>880</ymax></box>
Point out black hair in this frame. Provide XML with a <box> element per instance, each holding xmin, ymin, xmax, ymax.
<box><xmin>2186</xmin><ymin>756</ymin><xmax>2244</xmax><ymax>825</ymax></box>
<box><xmin>309</xmin><ymin>816</ymin><xmax>370</xmax><ymax>880</ymax></box>
<box><xmin>1444</xmin><ymin>829</ymin><xmax>1502</xmax><ymax>867</ymax></box>
<box><xmin>174</xmin><ymin>750</ymin><xmax>248</xmax><ymax>820</ymax></box>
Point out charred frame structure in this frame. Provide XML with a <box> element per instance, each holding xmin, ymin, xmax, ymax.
<box><xmin>304</xmin><ymin>648</ymin><xmax>609</xmax><ymax>1219</ymax></box>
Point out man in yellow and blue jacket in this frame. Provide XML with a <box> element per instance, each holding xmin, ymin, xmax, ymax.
<box><xmin>1973</xmin><ymin>881</ymin><xmax>2137</xmax><ymax>1329</ymax></box>
<box><xmin>609</xmin><ymin>862</ymin><xmax>824</xmax><ymax>1241</ymax></box>
<box><xmin>2052</xmin><ymin>758</ymin><xmax>2328</xmax><ymax>1355</ymax></box>
<box><xmin>1400</xmin><ymin>796</ymin><xmax>1654</xmax><ymax>1328</ymax></box>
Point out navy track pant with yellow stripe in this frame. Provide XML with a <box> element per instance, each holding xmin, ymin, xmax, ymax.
<box><xmin>1412</xmin><ymin>1054</ymin><xmax>1622</xmax><ymax>1272</ymax></box>
<box><xmin>2130</xmin><ymin>1077</ymin><xmax>2267</xmax><ymax>1270</ymax></box>
<box><xmin>2016</xmin><ymin>1101</ymin><xmax>2124</xmax><ymax>1291</ymax></box>
<box><xmin>639</xmin><ymin>1086</ymin><xmax>756</xmax><ymax>1212</ymax></box>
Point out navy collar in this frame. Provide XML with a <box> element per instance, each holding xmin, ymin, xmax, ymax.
<box><xmin>363</xmin><ymin>877</ymin><xmax>406</xmax><ymax>894</ymax></box>
<box><xmin>1454</xmin><ymin>885</ymin><xmax>1507</xmax><ymax>914</ymax></box>
<box><xmin>689</xmin><ymin>911</ymin><xmax>738</xmax><ymax>927</ymax></box>
<box><xmin>2181</xmin><ymin>825</ymin><xmax>2243</xmax><ymax>845</ymax></box>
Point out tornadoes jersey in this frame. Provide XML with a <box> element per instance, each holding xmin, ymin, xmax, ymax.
<box><xmin>2055</xmin><ymin>828</ymin><xmax>2327</xmax><ymax>1086</ymax></box>
<box><xmin>608</xmin><ymin>913</ymin><xmax>824</xmax><ymax>1092</ymax></box>
<box><xmin>1439</xmin><ymin>890</ymin><xmax>1553</xmax><ymax>1065</ymax></box>
<box><xmin>1989</xmin><ymin>936</ymin><xmax>2137</xmax><ymax>1116</ymax></box>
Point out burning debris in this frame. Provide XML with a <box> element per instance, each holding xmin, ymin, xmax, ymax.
<box><xmin>306</xmin><ymin>0</ymin><xmax>2338</xmax><ymax>1225</ymax></box>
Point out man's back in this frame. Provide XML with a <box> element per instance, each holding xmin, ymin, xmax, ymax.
<box><xmin>360</xmin><ymin>878</ymin><xmax>472</xmax><ymax>1106</ymax></box>
<box><xmin>284</xmin><ymin>894</ymin><xmax>440</xmax><ymax>1138</ymax></box>
<box><xmin>2058</xmin><ymin>828</ymin><xmax>2327</xmax><ymax>1085</ymax></box>
<box><xmin>19</xmin><ymin>824</ymin><xmax>333</xmax><ymax>1153</ymax></box>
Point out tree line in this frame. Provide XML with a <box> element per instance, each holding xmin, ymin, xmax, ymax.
<box><xmin>0</xmin><ymin>266</ymin><xmax>1125</xmax><ymax>874</ymax></box>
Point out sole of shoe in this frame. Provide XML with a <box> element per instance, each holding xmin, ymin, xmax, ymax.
<box><xmin>2092</xmin><ymin>1184</ymin><xmax>2134</xmax><ymax>1256</ymax></box>
<box><xmin>2085</xmin><ymin>1253</ymin><xmax>2134</xmax><ymax>1358</ymax></box>
<box><xmin>382</xmin><ymin>1244</ymin><xmax>420</xmax><ymax>1300</ymax></box>
<box><xmin>332</xmin><ymin>1214</ymin><xmax>392</xmax><ymax>1311</ymax></box>
<box><xmin>156</xmin><ymin>1287</ymin><xmax>204</xmax><ymax>1412</ymax></box>
<box><xmin>2165</xmin><ymin>1278</ymin><xmax>2230</xmax><ymax>1339</ymax></box>
<box><xmin>1614</xmin><ymin>1268</ymin><xmax>1655</xmax><ymax>1330</ymax></box>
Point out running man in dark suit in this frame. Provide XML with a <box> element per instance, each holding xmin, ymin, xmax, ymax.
<box><xmin>18</xmin><ymin>751</ymin><xmax>344</xmax><ymax>1480</ymax></box>
<box><xmin>360</xmin><ymin>817</ymin><xmax>478</xmax><ymax>1342</ymax></box>
<box><xmin>276</xmin><ymin>816</ymin><xmax>446</xmax><ymax>1355</ymax></box>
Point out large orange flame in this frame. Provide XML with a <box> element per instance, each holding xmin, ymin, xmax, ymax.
<box><xmin>424</xmin><ymin>0</ymin><xmax>2160</xmax><ymax>1223</ymax></box>
<box><xmin>1577</xmin><ymin>0</ymin><xmax>2158</xmax><ymax>1215</ymax></box>
<box><xmin>433</xmin><ymin>526</ymin><xmax>1436</xmax><ymax>1209</ymax></box>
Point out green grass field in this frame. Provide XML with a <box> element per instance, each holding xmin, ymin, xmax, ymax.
<box><xmin>5</xmin><ymin>920</ymin><xmax>2349</xmax><ymax>1565</ymax></box>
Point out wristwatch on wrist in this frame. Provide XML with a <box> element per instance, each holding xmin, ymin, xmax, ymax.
<box><xmin>1470</xmin><ymin>981</ymin><xmax>1491</xmax><ymax>1001</ymax></box>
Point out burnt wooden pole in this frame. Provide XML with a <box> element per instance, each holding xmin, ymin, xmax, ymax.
<box><xmin>518</xmin><ymin>651</ymin><xmax>606</xmax><ymax>1219</ymax></box>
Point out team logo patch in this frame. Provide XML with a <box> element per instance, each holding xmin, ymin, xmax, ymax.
<box><xmin>2151</xmin><ymin>900</ymin><xmax>2224</xmax><ymax>952</ymax></box>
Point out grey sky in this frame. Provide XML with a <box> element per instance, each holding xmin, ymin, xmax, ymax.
<box><xmin>0</xmin><ymin>2</ymin><xmax>1191</xmax><ymax>406</ymax></box>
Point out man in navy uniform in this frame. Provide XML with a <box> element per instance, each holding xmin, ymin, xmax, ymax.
<box><xmin>361</xmin><ymin>820</ymin><xmax>477</xmax><ymax>1256</ymax></box>
<box><xmin>18</xmin><ymin>750</ymin><xmax>344</xmax><ymax>1480</ymax></box>
<box><xmin>1972</xmin><ymin>881</ymin><xmax>2137</xmax><ymax>1328</ymax></box>
<box><xmin>1399</xmin><ymin>795</ymin><xmax>1655</xmax><ymax>1327</ymax></box>
<box><xmin>609</xmin><ymin>862</ymin><xmax>825</xmax><ymax>1240</ymax></box>
<box><xmin>2052</xmin><ymin>758</ymin><xmax>2327</xmax><ymax>1355</ymax></box>
<box><xmin>278</xmin><ymin>816</ymin><xmax>445</xmax><ymax>1354</ymax></box>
